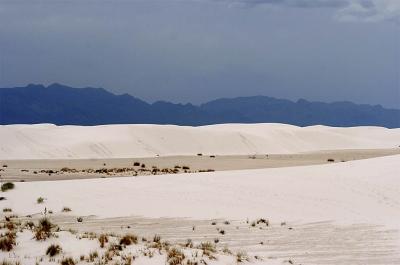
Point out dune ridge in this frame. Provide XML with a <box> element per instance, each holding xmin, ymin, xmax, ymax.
<box><xmin>1</xmin><ymin>123</ymin><xmax>399</xmax><ymax>159</ymax></box>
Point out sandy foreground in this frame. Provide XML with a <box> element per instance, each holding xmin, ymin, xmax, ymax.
<box><xmin>0</xmin><ymin>124</ymin><xmax>399</xmax><ymax>265</ymax></box>
<box><xmin>1</xmin><ymin>155</ymin><xmax>400</xmax><ymax>264</ymax></box>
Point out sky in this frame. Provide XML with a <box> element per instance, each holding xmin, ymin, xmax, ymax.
<box><xmin>0</xmin><ymin>0</ymin><xmax>399</xmax><ymax>108</ymax></box>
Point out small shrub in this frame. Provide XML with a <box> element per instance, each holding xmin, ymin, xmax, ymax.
<box><xmin>35</xmin><ymin>217</ymin><xmax>54</xmax><ymax>240</ymax></box>
<box><xmin>327</xmin><ymin>158</ymin><xmax>335</xmax><ymax>162</ymax></box>
<box><xmin>153</xmin><ymin>234</ymin><xmax>161</xmax><ymax>243</ymax></box>
<box><xmin>182</xmin><ymin>166</ymin><xmax>190</xmax><ymax>170</ymax></box>
<box><xmin>2</xmin><ymin>208</ymin><xmax>11</xmax><ymax>213</ymax></box>
<box><xmin>236</xmin><ymin>251</ymin><xmax>249</xmax><ymax>263</ymax></box>
<box><xmin>141</xmin><ymin>163</ymin><xmax>146</xmax><ymax>168</ymax></box>
<box><xmin>87</xmin><ymin>251</ymin><xmax>98</xmax><ymax>262</ymax></box>
<box><xmin>99</xmin><ymin>234</ymin><xmax>109</xmax><ymax>248</ymax></box>
<box><xmin>46</xmin><ymin>244</ymin><xmax>62</xmax><ymax>257</ymax></box>
<box><xmin>76</xmin><ymin>217</ymin><xmax>83</xmax><ymax>222</ymax></box>
<box><xmin>210</xmin><ymin>155</ymin><xmax>216</xmax><ymax>158</ymax></box>
<box><xmin>0</xmin><ymin>232</ymin><xmax>16</xmax><ymax>251</ymax></box>
<box><xmin>1</xmin><ymin>183</ymin><xmax>14</xmax><ymax>192</ymax></box>
<box><xmin>0</xmin><ymin>260</ymin><xmax>21</xmax><ymax>265</ymax></box>
<box><xmin>37</xmin><ymin>197</ymin><xmax>45</xmax><ymax>204</ymax></box>
<box><xmin>62</xmin><ymin>207</ymin><xmax>71</xmax><ymax>212</ymax></box>
<box><xmin>133</xmin><ymin>162</ymin><xmax>140</xmax><ymax>166</ymax></box>
<box><xmin>198</xmin><ymin>242</ymin><xmax>216</xmax><ymax>253</ymax></box>
<box><xmin>119</xmin><ymin>234</ymin><xmax>138</xmax><ymax>245</ymax></box>
<box><xmin>197</xmin><ymin>153</ymin><xmax>203</xmax><ymax>156</ymax></box>
<box><xmin>2</xmin><ymin>165</ymin><xmax>7</xmax><ymax>168</ymax></box>
<box><xmin>167</xmin><ymin>248</ymin><xmax>185</xmax><ymax>265</ymax></box>
<box><xmin>60</xmin><ymin>257</ymin><xmax>75</xmax><ymax>265</ymax></box>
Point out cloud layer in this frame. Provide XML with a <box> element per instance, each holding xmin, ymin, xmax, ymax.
<box><xmin>218</xmin><ymin>0</ymin><xmax>400</xmax><ymax>22</ymax></box>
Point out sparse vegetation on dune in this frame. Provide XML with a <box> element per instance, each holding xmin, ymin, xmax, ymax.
<box><xmin>0</xmin><ymin>232</ymin><xmax>16</xmax><ymax>251</ymax></box>
<box><xmin>99</xmin><ymin>234</ymin><xmax>109</xmax><ymax>248</ymax></box>
<box><xmin>46</xmin><ymin>244</ymin><xmax>62</xmax><ymax>257</ymax></box>
<box><xmin>1</xmin><ymin>183</ymin><xmax>14</xmax><ymax>192</ymax></box>
<box><xmin>0</xmin><ymin>261</ymin><xmax>21</xmax><ymax>265</ymax></box>
<box><xmin>60</xmin><ymin>257</ymin><xmax>75</xmax><ymax>265</ymax></box>
<box><xmin>62</xmin><ymin>207</ymin><xmax>72</xmax><ymax>212</ymax></box>
<box><xmin>236</xmin><ymin>251</ymin><xmax>250</xmax><ymax>263</ymax></box>
<box><xmin>119</xmin><ymin>234</ymin><xmax>138</xmax><ymax>245</ymax></box>
<box><xmin>34</xmin><ymin>217</ymin><xmax>54</xmax><ymax>240</ymax></box>
<box><xmin>37</xmin><ymin>197</ymin><xmax>45</xmax><ymax>204</ymax></box>
<box><xmin>167</xmin><ymin>248</ymin><xmax>185</xmax><ymax>265</ymax></box>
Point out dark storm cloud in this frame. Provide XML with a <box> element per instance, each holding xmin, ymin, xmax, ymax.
<box><xmin>0</xmin><ymin>0</ymin><xmax>399</xmax><ymax>108</ymax></box>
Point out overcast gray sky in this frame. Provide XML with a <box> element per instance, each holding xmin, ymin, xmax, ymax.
<box><xmin>0</xmin><ymin>0</ymin><xmax>399</xmax><ymax>108</ymax></box>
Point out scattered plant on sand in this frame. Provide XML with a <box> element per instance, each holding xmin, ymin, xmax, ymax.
<box><xmin>197</xmin><ymin>242</ymin><xmax>216</xmax><ymax>259</ymax></box>
<box><xmin>0</xmin><ymin>260</ymin><xmax>21</xmax><ymax>265</ymax></box>
<box><xmin>0</xmin><ymin>232</ymin><xmax>16</xmax><ymax>251</ymax></box>
<box><xmin>327</xmin><ymin>158</ymin><xmax>335</xmax><ymax>162</ymax></box>
<box><xmin>119</xmin><ymin>234</ymin><xmax>138</xmax><ymax>245</ymax></box>
<box><xmin>35</xmin><ymin>217</ymin><xmax>54</xmax><ymax>240</ymax></box>
<box><xmin>62</xmin><ymin>207</ymin><xmax>71</xmax><ymax>212</ymax></box>
<box><xmin>60</xmin><ymin>257</ymin><xmax>75</xmax><ymax>265</ymax></box>
<box><xmin>99</xmin><ymin>234</ymin><xmax>109</xmax><ymax>248</ymax></box>
<box><xmin>37</xmin><ymin>197</ymin><xmax>45</xmax><ymax>204</ymax></box>
<box><xmin>87</xmin><ymin>251</ymin><xmax>98</xmax><ymax>262</ymax></box>
<box><xmin>236</xmin><ymin>251</ymin><xmax>249</xmax><ymax>263</ymax></box>
<box><xmin>2</xmin><ymin>208</ymin><xmax>11</xmax><ymax>213</ymax></box>
<box><xmin>167</xmin><ymin>248</ymin><xmax>185</xmax><ymax>265</ymax></box>
<box><xmin>46</xmin><ymin>244</ymin><xmax>62</xmax><ymax>257</ymax></box>
<box><xmin>1</xmin><ymin>183</ymin><xmax>14</xmax><ymax>192</ymax></box>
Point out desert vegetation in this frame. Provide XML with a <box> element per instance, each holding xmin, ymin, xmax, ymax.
<box><xmin>1</xmin><ymin>182</ymin><xmax>14</xmax><ymax>192</ymax></box>
<box><xmin>46</xmin><ymin>244</ymin><xmax>62</xmax><ymax>257</ymax></box>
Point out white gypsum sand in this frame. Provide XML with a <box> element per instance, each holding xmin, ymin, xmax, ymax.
<box><xmin>3</xmin><ymin>154</ymin><xmax>399</xmax><ymax>228</ymax></box>
<box><xmin>0</xmin><ymin>123</ymin><xmax>399</xmax><ymax>159</ymax></box>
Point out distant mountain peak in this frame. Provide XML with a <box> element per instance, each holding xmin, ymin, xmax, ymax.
<box><xmin>1</xmin><ymin>84</ymin><xmax>399</xmax><ymax>128</ymax></box>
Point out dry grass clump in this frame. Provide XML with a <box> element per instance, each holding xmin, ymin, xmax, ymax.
<box><xmin>61</xmin><ymin>207</ymin><xmax>71</xmax><ymax>212</ymax></box>
<box><xmin>197</xmin><ymin>242</ymin><xmax>216</xmax><ymax>259</ymax></box>
<box><xmin>46</xmin><ymin>244</ymin><xmax>62</xmax><ymax>257</ymax></box>
<box><xmin>0</xmin><ymin>232</ymin><xmax>16</xmax><ymax>251</ymax></box>
<box><xmin>104</xmin><ymin>243</ymin><xmax>123</xmax><ymax>261</ymax></box>
<box><xmin>1</xmin><ymin>183</ymin><xmax>14</xmax><ymax>192</ymax></box>
<box><xmin>60</xmin><ymin>257</ymin><xmax>75</xmax><ymax>265</ymax></box>
<box><xmin>256</xmin><ymin>218</ymin><xmax>269</xmax><ymax>226</ymax></box>
<box><xmin>119</xmin><ymin>234</ymin><xmax>138</xmax><ymax>246</ymax></box>
<box><xmin>167</xmin><ymin>248</ymin><xmax>185</xmax><ymax>265</ymax></box>
<box><xmin>0</xmin><ymin>260</ymin><xmax>21</xmax><ymax>265</ymax></box>
<box><xmin>86</xmin><ymin>251</ymin><xmax>98</xmax><ymax>262</ymax></box>
<box><xmin>99</xmin><ymin>234</ymin><xmax>109</xmax><ymax>248</ymax></box>
<box><xmin>236</xmin><ymin>251</ymin><xmax>250</xmax><ymax>263</ymax></box>
<box><xmin>37</xmin><ymin>197</ymin><xmax>45</xmax><ymax>204</ymax></box>
<box><xmin>35</xmin><ymin>217</ymin><xmax>54</xmax><ymax>240</ymax></box>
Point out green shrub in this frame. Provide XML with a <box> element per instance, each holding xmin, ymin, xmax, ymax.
<box><xmin>1</xmin><ymin>183</ymin><xmax>14</xmax><ymax>192</ymax></box>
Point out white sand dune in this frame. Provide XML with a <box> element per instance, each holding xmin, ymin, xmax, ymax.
<box><xmin>4</xmin><ymin>154</ymin><xmax>400</xmax><ymax>228</ymax></box>
<box><xmin>1</xmin><ymin>123</ymin><xmax>399</xmax><ymax>159</ymax></box>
